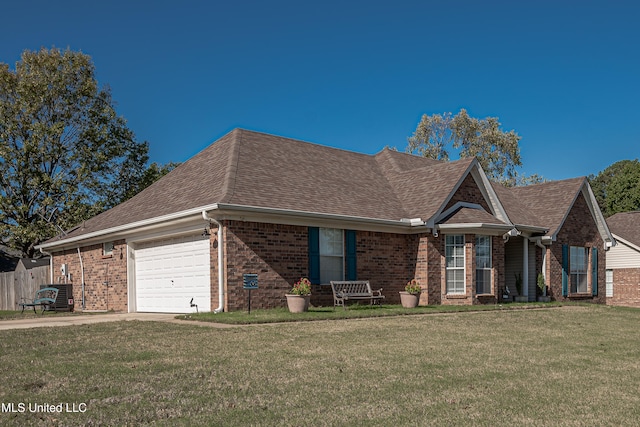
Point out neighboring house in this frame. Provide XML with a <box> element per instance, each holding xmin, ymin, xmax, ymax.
<box><xmin>35</xmin><ymin>129</ymin><xmax>614</xmax><ymax>313</ymax></box>
<box><xmin>605</xmin><ymin>211</ymin><xmax>640</xmax><ymax>307</ymax></box>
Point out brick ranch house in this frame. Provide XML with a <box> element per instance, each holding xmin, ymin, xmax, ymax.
<box><xmin>605</xmin><ymin>211</ymin><xmax>640</xmax><ymax>307</ymax></box>
<box><xmin>36</xmin><ymin>129</ymin><xmax>614</xmax><ymax>313</ymax></box>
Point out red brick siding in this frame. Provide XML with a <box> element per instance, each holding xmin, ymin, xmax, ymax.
<box><xmin>609</xmin><ymin>268</ymin><xmax>640</xmax><ymax>307</ymax></box>
<box><xmin>355</xmin><ymin>231</ymin><xmax>416</xmax><ymax>304</ymax></box>
<box><xmin>475</xmin><ymin>236</ymin><xmax>505</xmax><ymax>305</ymax></box>
<box><xmin>414</xmin><ymin>233</ymin><xmax>431</xmax><ymax>305</ymax></box>
<box><xmin>548</xmin><ymin>192</ymin><xmax>605</xmax><ymax>304</ymax></box>
<box><xmin>444</xmin><ymin>173</ymin><xmax>492</xmax><ymax>213</ymax></box>
<box><xmin>52</xmin><ymin>240</ymin><xmax>128</xmax><ymax>311</ymax></box>
<box><xmin>223</xmin><ymin>221</ymin><xmax>308</xmax><ymax>311</ymax></box>
<box><xmin>426</xmin><ymin>234</ymin><xmax>443</xmax><ymax>305</ymax></box>
<box><xmin>55</xmin><ymin>220</ymin><xmax>518</xmax><ymax>312</ymax></box>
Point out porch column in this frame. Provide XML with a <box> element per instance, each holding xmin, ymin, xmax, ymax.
<box><xmin>522</xmin><ymin>237</ymin><xmax>529</xmax><ymax>298</ymax></box>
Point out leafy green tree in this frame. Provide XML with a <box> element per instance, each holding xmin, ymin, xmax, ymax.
<box><xmin>407</xmin><ymin>109</ymin><xmax>523</xmax><ymax>184</ymax></box>
<box><xmin>503</xmin><ymin>172</ymin><xmax>548</xmax><ymax>187</ymax></box>
<box><xmin>0</xmin><ymin>47</ymin><xmax>164</xmax><ymax>257</ymax></box>
<box><xmin>589</xmin><ymin>159</ymin><xmax>640</xmax><ymax>217</ymax></box>
<box><xmin>109</xmin><ymin>161</ymin><xmax>179</xmax><ymax>208</ymax></box>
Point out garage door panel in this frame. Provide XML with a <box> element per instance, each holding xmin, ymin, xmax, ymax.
<box><xmin>135</xmin><ymin>234</ymin><xmax>211</xmax><ymax>313</ymax></box>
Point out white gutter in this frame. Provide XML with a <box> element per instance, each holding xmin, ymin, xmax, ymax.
<box><xmin>438</xmin><ymin>223</ymin><xmax>513</xmax><ymax>231</ymax></box>
<box><xmin>202</xmin><ymin>210</ymin><xmax>224</xmax><ymax>313</ymax></box>
<box><xmin>77</xmin><ymin>247</ymin><xmax>85</xmax><ymax>310</ymax></box>
<box><xmin>36</xmin><ymin>203</ymin><xmax>224</xmax><ymax>250</ymax></box>
<box><xmin>36</xmin><ymin>203</ymin><xmax>418</xmax><ymax>251</ymax></box>
<box><xmin>214</xmin><ymin>203</ymin><xmax>417</xmax><ymax>229</ymax></box>
<box><xmin>39</xmin><ymin>248</ymin><xmax>54</xmax><ymax>283</ymax></box>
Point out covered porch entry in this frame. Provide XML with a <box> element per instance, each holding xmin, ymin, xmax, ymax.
<box><xmin>504</xmin><ymin>235</ymin><xmax>547</xmax><ymax>302</ymax></box>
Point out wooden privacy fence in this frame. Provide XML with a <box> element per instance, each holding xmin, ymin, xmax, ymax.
<box><xmin>0</xmin><ymin>266</ymin><xmax>50</xmax><ymax>311</ymax></box>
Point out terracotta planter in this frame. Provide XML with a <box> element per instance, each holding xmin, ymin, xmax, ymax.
<box><xmin>399</xmin><ymin>291</ymin><xmax>420</xmax><ymax>308</ymax></box>
<box><xmin>286</xmin><ymin>294</ymin><xmax>310</xmax><ymax>313</ymax></box>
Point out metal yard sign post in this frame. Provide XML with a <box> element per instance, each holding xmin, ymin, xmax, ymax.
<box><xmin>243</xmin><ymin>274</ymin><xmax>258</xmax><ymax>314</ymax></box>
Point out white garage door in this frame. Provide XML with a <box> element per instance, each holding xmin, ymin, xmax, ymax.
<box><xmin>134</xmin><ymin>234</ymin><xmax>211</xmax><ymax>313</ymax></box>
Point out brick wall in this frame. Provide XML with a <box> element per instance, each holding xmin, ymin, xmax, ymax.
<box><xmin>444</xmin><ymin>174</ymin><xmax>492</xmax><ymax>213</ymax></box>
<box><xmin>53</xmin><ymin>219</ymin><xmax>518</xmax><ymax>313</ymax></box>
<box><xmin>609</xmin><ymin>268</ymin><xmax>640</xmax><ymax>307</ymax></box>
<box><xmin>548</xmin><ymin>192</ymin><xmax>606</xmax><ymax>304</ymax></box>
<box><xmin>223</xmin><ymin>224</ymin><xmax>434</xmax><ymax>309</ymax></box>
<box><xmin>223</xmin><ymin>221</ymin><xmax>308</xmax><ymax>311</ymax></box>
<box><xmin>52</xmin><ymin>240</ymin><xmax>128</xmax><ymax>311</ymax></box>
<box><xmin>415</xmin><ymin>233</ymin><xmax>431</xmax><ymax>305</ymax></box>
<box><xmin>426</xmin><ymin>234</ymin><xmax>443</xmax><ymax>305</ymax></box>
<box><xmin>355</xmin><ymin>231</ymin><xmax>416</xmax><ymax>304</ymax></box>
<box><xmin>475</xmin><ymin>235</ymin><xmax>505</xmax><ymax>305</ymax></box>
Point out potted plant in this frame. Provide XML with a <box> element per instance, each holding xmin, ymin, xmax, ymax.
<box><xmin>502</xmin><ymin>285</ymin><xmax>511</xmax><ymax>302</ymax></box>
<box><xmin>399</xmin><ymin>279</ymin><xmax>421</xmax><ymax>308</ymax></box>
<box><xmin>286</xmin><ymin>277</ymin><xmax>312</xmax><ymax>313</ymax></box>
<box><xmin>514</xmin><ymin>273</ymin><xmax>528</xmax><ymax>302</ymax></box>
<box><xmin>536</xmin><ymin>273</ymin><xmax>550</xmax><ymax>302</ymax></box>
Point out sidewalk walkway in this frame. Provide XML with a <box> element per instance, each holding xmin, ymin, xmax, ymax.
<box><xmin>0</xmin><ymin>312</ymin><xmax>182</xmax><ymax>331</ymax></box>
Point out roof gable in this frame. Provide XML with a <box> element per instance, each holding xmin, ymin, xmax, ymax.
<box><xmin>380</xmin><ymin>155</ymin><xmax>477</xmax><ymax>221</ymax></box>
<box><xmin>498</xmin><ymin>178</ymin><xmax>585</xmax><ymax>235</ymax></box>
<box><xmin>496</xmin><ymin>177</ymin><xmax>613</xmax><ymax>243</ymax></box>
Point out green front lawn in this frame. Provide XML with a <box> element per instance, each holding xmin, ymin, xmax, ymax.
<box><xmin>2</xmin><ymin>305</ymin><xmax>640</xmax><ymax>426</ymax></box>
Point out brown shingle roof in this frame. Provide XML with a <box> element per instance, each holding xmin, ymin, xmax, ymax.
<box><xmin>494</xmin><ymin>178</ymin><xmax>586</xmax><ymax>236</ymax></box>
<box><xmin>225</xmin><ymin>130</ymin><xmax>407</xmax><ymax>220</ymax></box>
<box><xmin>57</xmin><ymin>130</ymin><xmax>238</xmax><ymax>241</ymax></box>
<box><xmin>379</xmin><ymin>153</ymin><xmax>476</xmax><ymax>220</ymax></box>
<box><xmin>607</xmin><ymin>211</ymin><xmax>640</xmax><ymax>247</ymax></box>
<box><xmin>44</xmin><ymin>129</ymin><xmax>597</xmax><ymax>245</ymax></box>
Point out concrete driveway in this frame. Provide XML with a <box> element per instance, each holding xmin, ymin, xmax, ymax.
<box><xmin>0</xmin><ymin>312</ymin><xmax>183</xmax><ymax>331</ymax></box>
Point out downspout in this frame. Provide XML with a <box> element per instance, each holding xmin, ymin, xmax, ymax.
<box><xmin>39</xmin><ymin>248</ymin><xmax>54</xmax><ymax>283</ymax></box>
<box><xmin>202</xmin><ymin>210</ymin><xmax>225</xmax><ymax>313</ymax></box>
<box><xmin>77</xmin><ymin>247</ymin><xmax>85</xmax><ymax>310</ymax></box>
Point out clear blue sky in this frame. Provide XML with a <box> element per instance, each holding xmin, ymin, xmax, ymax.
<box><xmin>2</xmin><ymin>0</ymin><xmax>638</xmax><ymax>181</ymax></box>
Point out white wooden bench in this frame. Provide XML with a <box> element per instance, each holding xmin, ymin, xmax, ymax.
<box><xmin>330</xmin><ymin>280</ymin><xmax>384</xmax><ymax>309</ymax></box>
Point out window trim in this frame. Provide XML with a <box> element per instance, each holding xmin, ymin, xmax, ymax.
<box><xmin>475</xmin><ymin>235</ymin><xmax>492</xmax><ymax>295</ymax></box>
<box><xmin>319</xmin><ymin>227</ymin><xmax>345</xmax><ymax>284</ymax></box>
<box><xmin>569</xmin><ymin>246</ymin><xmax>589</xmax><ymax>294</ymax></box>
<box><xmin>605</xmin><ymin>269</ymin><xmax>613</xmax><ymax>298</ymax></box>
<box><xmin>445</xmin><ymin>234</ymin><xmax>466</xmax><ymax>294</ymax></box>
